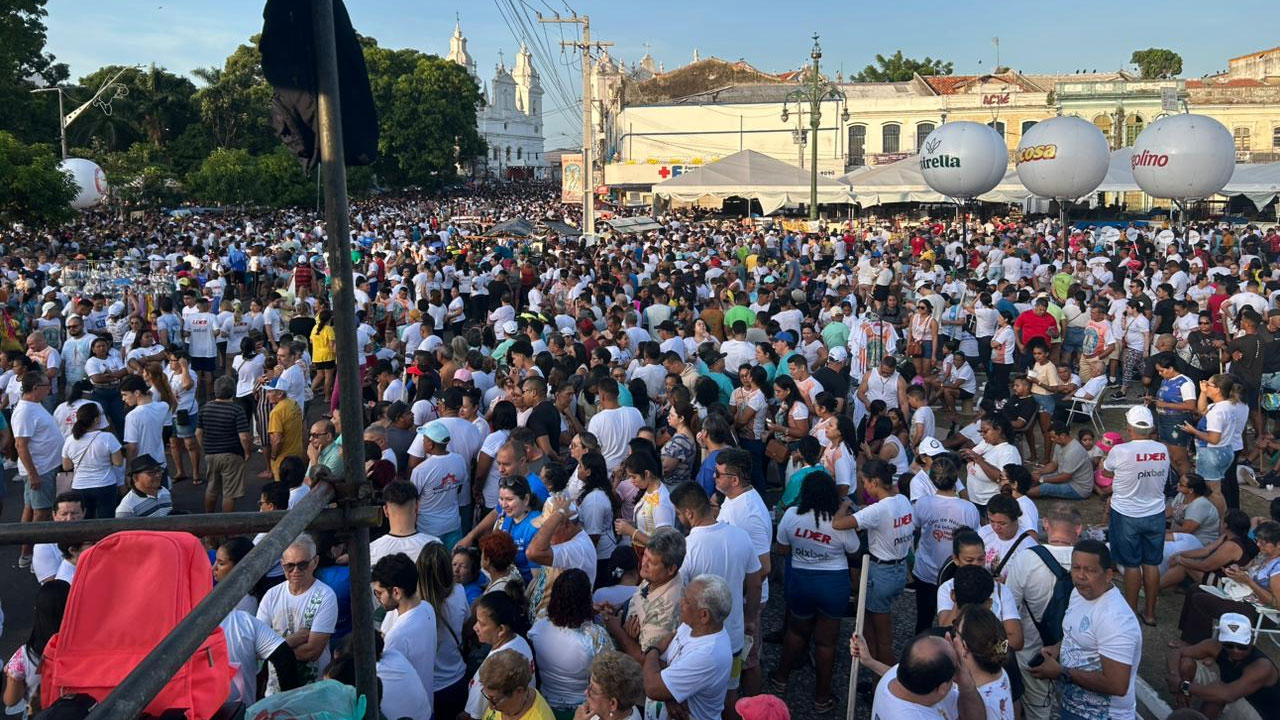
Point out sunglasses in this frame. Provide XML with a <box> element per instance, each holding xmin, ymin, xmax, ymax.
<box><xmin>1222</xmin><ymin>641</ymin><xmax>1249</xmax><ymax>651</ymax></box>
<box><xmin>282</xmin><ymin>560</ymin><xmax>313</xmax><ymax>573</ymax></box>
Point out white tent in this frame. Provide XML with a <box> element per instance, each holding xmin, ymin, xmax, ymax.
<box><xmin>1222</xmin><ymin>163</ymin><xmax>1280</xmax><ymax>210</ymax></box>
<box><xmin>838</xmin><ymin>155</ymin><xmax>1029</xmax><ymax>206</ymax></box>
<box><xmin>1095</xmin><ymin>147</ymin><xmax>1139</xmax><ymax>192</ymax></box>
<box><xmin>652</xmin><ymin>149</ymin><xmax>853</xmax><ymax>215</ymax></box>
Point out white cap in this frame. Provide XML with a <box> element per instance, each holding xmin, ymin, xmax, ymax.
<box><xmin>917</xmin><ymin>436</ymin><xmax>947</xmax><ymax>458</ymax></box>
<box><xmin>827</xmin><ymin>346</ymin><xmax>849</xmax><ymax>363</ymax></box>
<box><xmin>1125</xmin><ymin>405</ymin><xmax>1154</xmax><ymax>430</ymax></box>
<box><xmin>108</xmin><ymin>301</ymin><xmax>125</xmax><ymax>317</ymax></box>
<box><xmin>502</xmin><ymin>320</ymin><xmax>519</xmax><ymax>336</ymax></box>
<box><xmin>1217</xmin><ymin>612</ymin><xmax>1252</xmax><ymax>645</ymax></box>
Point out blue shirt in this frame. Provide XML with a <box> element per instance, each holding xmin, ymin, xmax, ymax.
<box><xmin>499</xmin><ymin>510</ymin><xmax>544</xmax><ymax>582</ymax></box>
<box><xmin>694</xmin><ymin>449</ymin><xmax>723</xmax><ymax>497</ymax></box>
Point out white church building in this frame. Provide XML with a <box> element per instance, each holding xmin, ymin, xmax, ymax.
<box><xmin>446</xmin><ymin>23</ymin><xmax>549</xmax><ymax>180</ymax></box>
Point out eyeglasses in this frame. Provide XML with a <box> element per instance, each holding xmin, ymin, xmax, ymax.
<box><xmin>1222</xmin><ymin>642</ymin><xmax>1249</xmax><ymax>651</ymax></box>
<box><xmin>309</xmin><ymin>431</ymin><xmax>331</xmax><ymax>438</ymax></box>
<box><xmin>481</xmin><ymin>690</ymin><xmax>508</xmax><ymax>707</ymax></box>
<box><xmin>714</xmin><ymin>470</ymin><xmax>740</xmax><ymax>480</ymax></box>
<box><xmin>282</xmin><ymin>560</ymin><xmax>313</xmax><ymax>573</ymax></box>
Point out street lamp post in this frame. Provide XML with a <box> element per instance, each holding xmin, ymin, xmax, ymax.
<box><xmin>781</xmin><ymin>34</ymin><xmax>849</xmax><ymax>221</ymax></box>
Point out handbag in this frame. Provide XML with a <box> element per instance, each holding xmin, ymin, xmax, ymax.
<box><xmin>765</xmin><ymin>438</ymin><xmax>790</xmax><ymax>463</ymax></box>
<box><xmin>57</xmin><ymin>432</ymin><xmax>100</xmax><ymax>495</ymax></box>
<box><xmin>906</xmin><ymin>338</ymin><xmax>923</xmax><ymax>357</ymax></box>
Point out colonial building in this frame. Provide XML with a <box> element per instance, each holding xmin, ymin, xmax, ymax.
<box><xmin>445</xmin><ymin>23</ymin><xmax>548</xmax><ymax>179</ymax></box>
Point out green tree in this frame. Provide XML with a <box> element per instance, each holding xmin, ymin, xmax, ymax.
<box><xmin>853</xmin><ymin>51</ymin><xmax>953</xmax><ymax>82</ymax></box>
<box><xmin>192</xmin><ymin>38</ymin><xmax>276</xmax><ymax>153</ymax></box>
<box><xmin>0</xmin><ymin>131</ymin><xmax>76</xmax><ymax>225</ymax></box>
<box><xmin>68</xmin><ymin>64</ymin><xmax>198</xmax><ymax>151</ymax></box>
<box><xmin>0</xmin><ymin>1</ymin><xmax>69</xmax><ymax>144</ymax></box>
<box><xmin>1130</xmin><ymin>48</ymin><xmax>1182</xmax><ymax>79</ymax></box>
<box><xmin>363</xmin><ymin>44</ymin><xmax>485</xmax><ymax>187</ymax></box>
<box><xmin>185</xmin><ymin>147</ymin><xmax>262</xmax><ymax>205</ymax></box>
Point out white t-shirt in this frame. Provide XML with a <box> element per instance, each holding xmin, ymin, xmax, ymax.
<box><xmin>478</xmin><ymin>430</ymin><xmax>511</xmax><ymax>508</ymax></box>
<box><xmin>965</xmin><ymin>442</ymin><xmax>1021</xmax><ymax>505</ymax></box>
<box><xmin>911</xmin><ymin>494</ymin><xmax>980</xmax><ymax>583</ymax></box>
<box><xmin>409</xmin><ymin>452</ymin><xmax>468</xmax><ymax>536</ymax></box>
<box><xmin>1102</xmin><ymin>438</ymin><xmax>1169</xmax><ymax>518</ymax></box>
<box><xmin>123</xmin><ymin>401</ymin><xmax>170</xmax><ymax>468</ymax></box>
<box><xmin>528</xmin><ymin>619</ymin><xmax>612</xmax><ymax>708</ymax></box>
<box><xmin>381</xmin><ymin>602</ymin><xmax>437</xmax><ymax>718</ymax></box>
<box><xmin>434</xmin><ymin>584</ymin><xmax>469</xmax><ymax>689</ymax></box>
<box><xmin>579</xmin><ymin>488</ymin><xmax>617</xmax><ymax>561</ymax></box>
<box><xmin>464</xmin><ymin>636</ymin><xmax>535</xmax><ymax>719</ymax></box>
<box><xmin>368</xmin><ymin>532</ymin><xmax>438</xmax><ymax>568</ymax></box>
<box><xmin>1201</xmin><ymin>401</ymin><xmax>1236</xmax><ymax>450</ymax></box>
<box><xmin>220</xmin><ymin>610</ymin><xmax>285</xmax><ymax>706</ymax></box>
<box><xmin>852</xmin><ymin>494</ymin><xmax>914</xmax><ymax>561</ymax></box>
<box><xmin>635</xmin><ymin>484</ymin><xmax>675</xmax><ymax>537</ymax></box>
<box><xmin>680</xmin><ymin>522</ymin><xmax>761</xmax><ymax>653</ymax></box>
<box><xmin>977</xmin><ymin>672</ymin><xmax>1015</xmax><ymax>720</ymax></box>
<box><xmin>378</xmin><ymin>648</ymin><xmax>432</xmax><ymax>720</ymax></box>
<box><xmin>61</xmin><ymin>430</ymin><xmax>122</xmax><ymax>489</ymax></box>
<box><xmin>256</xmin><ymin>579</ymin><xmax>339</xmax><ymax>694</ymax></box>
<box><xmin>587</xmin><ymin>406</ymin><xmax>647</xmax><ymax>472</ymax></box>
<box><xmin>185</xmin><ymin>312</ymin><xmax>219</xmax><ymax>358</ymax></box>
<box><xmin>52</xmin><ymin>399</ymin><xmax>105</xmax><ymax>438</ymax></box>
<box><xmin>1004</xmin><ymin>543</ymin><xmax>1074</xmax><ymax>661</ymax></box>
<box><xmin>936</xmin><ymin>577</ymin><xmax>1021</xmax><ymax>624</ymax></box>
<box><xmin>978</xmin><ymin>524</ymin><xmax>1038</xmax><ymax>581</ymax></box>
<box><xmin>278</xmin><ymin>363</ymin><xmax>307</xmax><ymax>407</ymax></box>
<box><xmin>655</xmin><ymin>625</ymin><xmax>732</xmax><ymax>720</ymax></box>
<box><xmin>911</xmin><ymin>406</ymin><xmax>936</xmax><ymax>442</ymax></box>
<box><xmin>235</xmin><ymin>354</ymin><xmax>266</xmax><ymax>398</ymax></box>
<box><xmin>552</xmin><ymin>529</ymin><xmax>599</xmax><ymax>587</ymax></box>
<box><xmin>871</xmin><ymin>664</ymin><xmax>959</xmax><ymax>720</ymax></box>
<box><xmin>719</xmin><ymin>489</ymin><xmax>774</xmax><ymax>601</ymax></box>
<box><xmin>12</xmin><ymin>400</ymin><xmax>64</xmax><ymax>476</ymax></box>
<box><xmin>776</xmin><ymin>507</ymin><xmax>860</xmax><ymax>570</ymax></box>
<box><xmin>1059</xmin><ymin>587</ymin><xmax>1142</xmax><ymax>720</ymax></box>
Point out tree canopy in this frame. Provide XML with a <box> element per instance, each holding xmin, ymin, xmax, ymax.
<box><xmin>0</xmin><ymin>132</ymin><xmax>76</xmax><ymax>226</ymax></box>
<box><xmin>853</xmin><ymin>51</ymin><xmax>954</xmax><ymax>82</ymax></box>
<box><xmin>0</xmin><ymin>1</ymin><xmax>69</xmax><ymax>145</ymax></box>
<box><xmin>1130</xmin><ymin>48</ymin><xmax>1182</xmax><ymax>79</ymax></box>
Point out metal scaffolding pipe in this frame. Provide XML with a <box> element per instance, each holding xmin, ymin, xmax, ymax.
<box><xmin>85</xmin><ymin>482</ymin><xmax>337</xmax><ymax>720</ymax></box>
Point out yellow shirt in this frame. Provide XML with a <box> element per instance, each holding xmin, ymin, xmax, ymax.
<box><xmin>267</xmin><ymin>398</ymin><xmax>304</xmax><ymax>476</ymax></box>
<box><xmin>310</xmin><ymin>324</ymin><xmax>336</xmax><ymax>364</ymax></box>
<box><xmin>489</xmin><ymin>691</ymin><xmax>556</xmax><ymax>720</ymax></box>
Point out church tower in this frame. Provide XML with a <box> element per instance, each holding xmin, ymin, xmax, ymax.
<box><xmin>512</xmin><ymin>42</ymin><xmax>542</xmax><ymax>121</ymax></box>
<box><xmin>445</xmin><ymin>21</ymin><xmax>476</xmax><ymax>76</ymax></box>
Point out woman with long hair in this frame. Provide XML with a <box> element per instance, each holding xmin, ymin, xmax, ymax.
<box><xmin>52</xmin><ymin>379</ymin><xmax>103</xmax><ymax>439</ymax></box>
<box><xmin>986</xmin><ymin>310</ymin><xmax>1016</xmax><ymax>402</ymax></box>
<box><xmin>85</xmin><ymin>336</ymin><xmax>128</xmax><ymax>436</ymax></box>
<box><xmin>61</xmin><ymin>403</ymin><xmax>124</xmax><ymax>519</ymax></box>
<box><xmin>125</xmin><ymin>329</ymin><xmax>166</xmax><ymax>372</ymax></box>
<box><xmin>660</xmin><ymin>401</ymin><xmax>699</xmax><ymax>487</ymax></box>
<box><xmin>529</xmin><ymin>569</ymin><xmax>613</xmax><ymax>720</ymax></box>
<box><xmin>769</xmin><ymin>471</ymin><xmax>860</xmax><ymax>712</ymax></box>
<box><xmin>767</xmin><ymin>374</ymin><xmax>811</xmax><ymax>480</ymax></box>
<box><xmin>908</xmin><ymin>299</ymin><xmax>940</xmax><ymax>377</ymax></box>
<box><xmin>627</xmin><ymin>378</ymin><xmax>654</xmax><ymax>428</ymax></box>
<box><xmin>159</xmin><ymin>356</ymin><xmax>202</xmax><ymax>486</ymax></box>
<box><xmin>310</xmin><ymin>308</ymin><xmax>336</xmax><ymax>403</ymax></box>
<box><xmin>212</xmin><ymin>536</ymin><xmax>259</xmax><ymax>614</ymax></box>
<box><xmin>1184</xmin><ymin>373</ymin><xmax>1246</xmax><ymax>517</ymax></box>
<box><xmin>731</xmin><ymin>364</ymin><xmax>769</xmax><ymax>491</ymax></box>
<box><xmin>954</xmin><ymin>604</ymin><xmax>1014</xmax><ymax>720</ymax></box>
<box><xmin>3</xmin><ymin>580</ymin><xmax>71</xmax><ymax>715</ymax></box>
<box><xmin>232</xmin><ymin>337</ymin><xmax>264</xmax><ymax>445</ymax></box>
<box><xmin>821</xmin><ymin>414</ymin><xmax>859</xmax><ymax>496</ymax></box>
<box><xmin>476</xmin><ymin>400</ymin><xmax>518</xmax><ymax>515</ymax></box>
<box><xmin>416</xmin><ymin>542</ymin><xmax>470</xmax><ymax>720</ymax></box>
<box><xmin>612</xmin><ymin>450</ymin><xmax>672</xmax><ymax>552</ymax></box>
<box><xmin>576</xmin><ymin>451</ymin><xmax>620</xmax><ymax>584</ymax></box>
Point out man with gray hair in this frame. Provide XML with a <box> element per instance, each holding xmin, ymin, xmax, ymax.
<box><xmin>641</xmin><ymin>573</ymin><xmax>733</xmax><ymax>720</ymax></box>
<box><xmin>1003</xmin><ymin>503</ymin><xmax>1084</xmax><ymax>720</ymax></box>
<box><xmin>256</xmin><ymin>533</ymin><xmax>339</xmax><ymax>694</ymax></box>
<box><xmin>197</xmin><ymin>375</ymin><xmax>252</xmax><ymax>513</ymax></box>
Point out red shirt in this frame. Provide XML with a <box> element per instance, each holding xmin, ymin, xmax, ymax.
<box><xmin>1013</xmin><ymin>309</ymin><xmax>1058</xmax><ymax>345</ymax></box>
<box><xmin>1208</xmin><ymin>292</ymin><xmax>1229</xmax><ymax>335</ymax></box>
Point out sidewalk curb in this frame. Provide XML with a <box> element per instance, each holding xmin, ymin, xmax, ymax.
<box><xmin>1136</xmin><ymin>675</ymin><xmax>1172</xmax><ymax>720</ymax></box>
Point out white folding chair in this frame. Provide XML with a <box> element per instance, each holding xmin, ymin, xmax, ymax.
<box><xmin>1066</xmin><ymin>395</ymin><xmax>1103</xmax><ymax>435</ymax></box>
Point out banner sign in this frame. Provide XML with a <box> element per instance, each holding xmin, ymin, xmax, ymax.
<box><xmin>561</xmin><ymin>154</ymin><xmax>584</xmax><ymax>203</ymax></box>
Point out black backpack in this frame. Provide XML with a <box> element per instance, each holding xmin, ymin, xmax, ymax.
<box><xmin>1023</xmin><ymin>544</ymin><xmax>1072</xmax><ymax>647</ymax></box>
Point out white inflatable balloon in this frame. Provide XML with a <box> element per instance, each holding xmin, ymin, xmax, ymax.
<box><xmin>919</xmin><ymin>121</ymin><xmax>1008</xmax><ymax>199</ymax></box>
<box><xmin>1130</xmin><ymin>114</ymin><xmax>1235</xmax><ymax>200</ymax></box>
<box><xmin>59</xmin><ymin>158</ymin><xmax>108</xmax><ymax>210</ymax></box>
<box><xmin>1015</xmin><ymin>116</ymin><xmax>1109</xmax><ymax>200</ymax></box>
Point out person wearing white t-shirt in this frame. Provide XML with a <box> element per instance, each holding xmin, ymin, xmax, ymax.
<box><xmin>961</xmin><ymin>417</ymin><xmax>1022</xmax><ymax>511</ymax></box>
<box><xmin>256</xmin><ymin>535</ymin><xmax>338</xmax><ymax>694</ymax></box>
<box><xmin>833</xmin><ymin>459</ymin><xmax>914</xmax><ymax>666</ymax></box>
<box><xmin>525</xmin><ymin>495</ymin><xmax>599</xmax><ymax>613</ymax></box>
<box><xmin>183</xmin><ymin>298</ymin><xmax>219</xmax><ymax>399</ymax></box>
<box><xmin>60</xmin><ymin>415</ymin><xmax>123</xmax><ymax>519</ymax></box>
<box><xmin>369</xmin><ymin>481</ymin><xmax>440</xmax><ymax>567</ymax></box>
<box><xmin>935</xmin><ymin>566</ymin><xmax>1024</xmax><ymax>661</ymax></box>
<box><xmin>409</xmin><ymin>421</ymin><xmax>468</xmax><ymax>547</ymax></box>
<box><xmin>712</xmin><ymin>449</ymin><xmax>772</xmax><ymax>693</ymax></box>
<box><xmin>911</xmin><ymin>454</ymin><xmax>979</xmax><ymax>632</ymax></box>
<box><xmin>372</xmin><ymin>552</ymin><xmax>436</xmax><ymax>720</ymax></box>
<box><xmin>1028</xmin><ymin>541</ymin><xmax>1142</xmax><ymax>720</ymax></box>
<box><xmin>120</xmin><ymin>374</ymin><xmax>168</xmax><ymax>469</ymax></box>
<box><xmin>586</xmin><ymin>380</ymin><xmax>647</xmax><ymax>472</ymax></box>
<box><xmin>219</xmin><ymin>610</ymin><xmax>294</xmax><ymax>705</ymax></box>
<box><xmin>856</xmin><ymin>633</ymin><xmax>984</xmax><ymax>720</ymax></box>
<box><xmin>1101</xmin><ymin>405</ymin><xmax>1169</xmax><ymax>626</ymax></box>
<box><xmin>641</xmin><ymin>574</ymin><xmax>734</xmax><ymax>720</ymax></box>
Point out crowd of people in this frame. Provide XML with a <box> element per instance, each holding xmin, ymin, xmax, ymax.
<box><xmin>1</xmin><ymin>182</ymin><xmax>1279</xmax><ymax>720</ymax></box>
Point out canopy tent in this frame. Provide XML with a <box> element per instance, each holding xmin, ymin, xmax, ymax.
<box><xmin>652</xmin><ymin>149</ymin><xmax>853</xmax><ymax>215</ymax></box>
<box><xmin>1222</xmin><ymin>162</ymin><xmax>1280</xmax><ymax>210</ymax></box>
<box><xmin>604</xmin><ymin>216</ymin><xmax>664</xmax><ymax>234</ymax></box>
<box><xmin>543</xmin><ymin>220</ymin><xmax>582</xmax><ymax>237</ymax></box>
<box><xmin>486</xmin><ymin>217</ymin><xmax>534</xmax><ymax>237</ymax></box>
<box><xmin>838</xmin><ymin>155</ymin><xmax>1028</xmax><ymax>206</ymax></box>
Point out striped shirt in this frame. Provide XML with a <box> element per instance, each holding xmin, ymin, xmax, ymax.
<box><xmin>116</xmin><ymin>488</ymin><xmax>173</xmax><ymax>518</ymax></box>
<box><xmin>197</xmin><ymin>400</ymin><xmax>250</xmax><ymax>456</ymax></box>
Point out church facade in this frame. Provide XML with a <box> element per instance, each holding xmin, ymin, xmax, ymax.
<box><xmin>445</xmin><ymin>24</ymin><xmax>549</xmax><ymax>180</ymax></box>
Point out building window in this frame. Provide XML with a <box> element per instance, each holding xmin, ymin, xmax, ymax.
<box><xmin>506</xmin><ymin>146</ymin><xmax>512</xmax><ymax>160</ymax></box>
<box><xmin>915</xmin><ymin>123</ymin><xmax>935</xmax><ymax>152</ymax></box>
<box><xmin>882</xmin><ymin>123</ymin><xmax>901</xmax><ymax>154</ymax></box>
<box><xmin>492</xmin><ymin>148</ymin><xmax>499</xmax><ymax>160</ymax></box>
<box><xmin>988</xmin><ymin>120</ymin><xmax>1006</xmax><ymax>137</ymax></box>
<box><xmin>1020</xmin><ymin>120</ymin><xmax>1037</xmax><ymax>137</ymax></box>
<box><xmin>848</xmin><ymin>125</ymin><xmax>866</xmax><ymax>166</ymax></box>
<box><xmin>1125</xmin><ymin>115</ymin><xmax>1144</xmax><ymax>147</ymax></box>
<box><xmin>1235</xmin><ymin>127</ymin><xmax>1251</xmax><ymax>152</ymax></box>
<box><xmin>516</xmin><ymin>147</ymin><xmax>522</xmax><ymax>160</ymax></box>
<box><xmin>1273</xmin><ymin>127</ymin><xmax>1280</xmax><ymax>149</ymax></box>
<box><xmin>1093</xmin><ymin>115</ymin><xmax>1112</xmax><ymax>147</ymax></box>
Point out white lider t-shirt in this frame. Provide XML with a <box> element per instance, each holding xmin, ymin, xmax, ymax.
<box><xmin>852</xmin><ymin>494</ymin><xmax>915</xmax><ymax>561</ymax></box>
<box><xmin>220</xmin><ymin>610</ymin><xmax>285</xmax><ymax>706</ymax></box>
<box><xmin>776</xmin><ymin>507</ymin><xmax>860</xmax><ymax>571</ymax></box>
<box><xmin>1102</xmin><ymin>438</ymin><xmax>1169</xmax><ymax>518</ymax></box>
<box><xmin>871</xmin><ymin>664</ymin><xmax>959</xmax><ymax>720</ymax></box>
<box><xmin>1059</xmin><ymin>587</ymin><xmax>1142</xmax><ymax>720</ymax></box>
<box><xmin>654</xmin><ymin>625</ymin><xmax>733</xmax><ymax>720</ymax></box>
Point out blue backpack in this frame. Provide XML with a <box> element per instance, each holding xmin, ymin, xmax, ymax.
<box><xmin>1023</xmin><ymin>544</ymin><xmax>1072</xmax><ymax>647</ymax></box>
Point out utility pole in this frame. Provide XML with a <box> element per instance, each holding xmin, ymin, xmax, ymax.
<box><xmin>31</xmin><ymin>65</ymin><xmax>135</xmax><ymax>160</ymax></box>
<box><xmin>539</xmin><ymin>13</ymin><xmax>611</xmax><ymax>235</ymax></box>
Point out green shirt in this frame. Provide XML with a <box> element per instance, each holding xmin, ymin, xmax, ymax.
<box><xmin>780</xmin><ymin>465</ymin><xmax>825</xmax><ymax>510</ymax></box>
<box><xmin>821</xmin><ymin>321</ymin><xmax>850</xmax><ymax>350</ymax></box>
<box><xmin>723</xmin><ymin>305</ymin><xmax>755</xmax><ymax>334</ymax></box>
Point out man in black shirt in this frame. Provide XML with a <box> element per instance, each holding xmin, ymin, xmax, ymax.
<box><xmin>1002</xmin><ymin>376</ymin><xmax>1041</xmax><ymax>461</ymax></box>
<box><xmin>1152</xmin><ymin>283</ymin><xmax>1176</xmax><ymax>335</ymax></box>
<box><xmin>812</xmin><ymin>346</ymin><xmax>851</xmax><ymax>415</ymax></box>
<box><xmin>1167</xmin><ymin>611</ymin><xmax>1280</xmax><ymax>719</ymax></box>
<box><xmin>1142</xmin><ymin>334</ymin><xmax>1203</xmax><ymax>387</ymax></box>
<box><xmin>521</xmin><ymin>375</ymin><xmax>562</xmax><ymax>461</ymax></box>
<box><xmin>1229</xmin><ymin>310</ymin><xmax>1267</xmax><ymax>440</ymax></box>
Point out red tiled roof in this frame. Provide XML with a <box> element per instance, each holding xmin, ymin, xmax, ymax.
<box><xmin>922</xmin><ymin>75</ymin><xmax>972</xmax><ymax>94</ymax></box>
<box><xmin>1187</xmin><ymin>78</ymin><xmax>1266</xmax><ymax>88</ymax></box>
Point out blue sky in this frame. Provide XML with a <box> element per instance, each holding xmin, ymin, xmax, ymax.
<box><xmin>44</xmin><ymin>0</ymin><xmax>1276</xmax><ymax>149</ymax></box>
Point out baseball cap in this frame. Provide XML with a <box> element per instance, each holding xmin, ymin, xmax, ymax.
<box><xmin>827</xmin><ymin>346</ymin><xmax>849</xmax><ymax>363</ymax></box>
<box><xmin>657</xmin><ymin>320</ymin><xmax>677</xmax><ymax>332</ymax></box>
<box><xmin>1125</xmin><ymin>405</ymin><xmax>1154</xmax><ymax>430</ymax></box>
<box><xmin>917</xmin><ymin>436</ymin><xmax>947</xmax><ymax>458</ymax></box>
<box><xmin>129</xmin><ymin>455</ymin><xmax>164</xmax><ymax>475</ymax></box>
<box><xmin>41</xmin><ymin>301</ymin><xmax>57</xmax><ymax>316</ymax></box>
<box><xmin>790</xmin><ymin>289</ymin><xmax>806</xmax><ymax>303</ymax></box>
<box><xmin>405</xmin><ymin>365</ymin><xmax>425</xmax><ymax>376</ymax></box>
<box><xmin>772</xmin><ymin>331</ymin><xmax>796</xmax><ymax>344</ymax></box>
<box><xmin>699</xmin><ymin>346</ymin><xmax>727</xmax><ymax>364</ymax></box>
<box><xmin>453</xmin><ymin>367</ymin><xmax>473</xmax><ymax>383</ymax></box>
<box><xmin>501</xmin><ymin>320</ymin><xmax>519</xmax><ymax>336</ymax></box>
<box><xmin>1217</xmin><ymin>613</ymin><xmax>1253</xmax><ymax>645</ymax></box>
<box><xmin>419</xmin><ymin>420</ymin><xmax>451</xmax><ymax>444</ymax></box>
<box><xmin>831</xmin><ymin>305</ymin><xmax>844</xmax><ymax>317</ymax></box>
